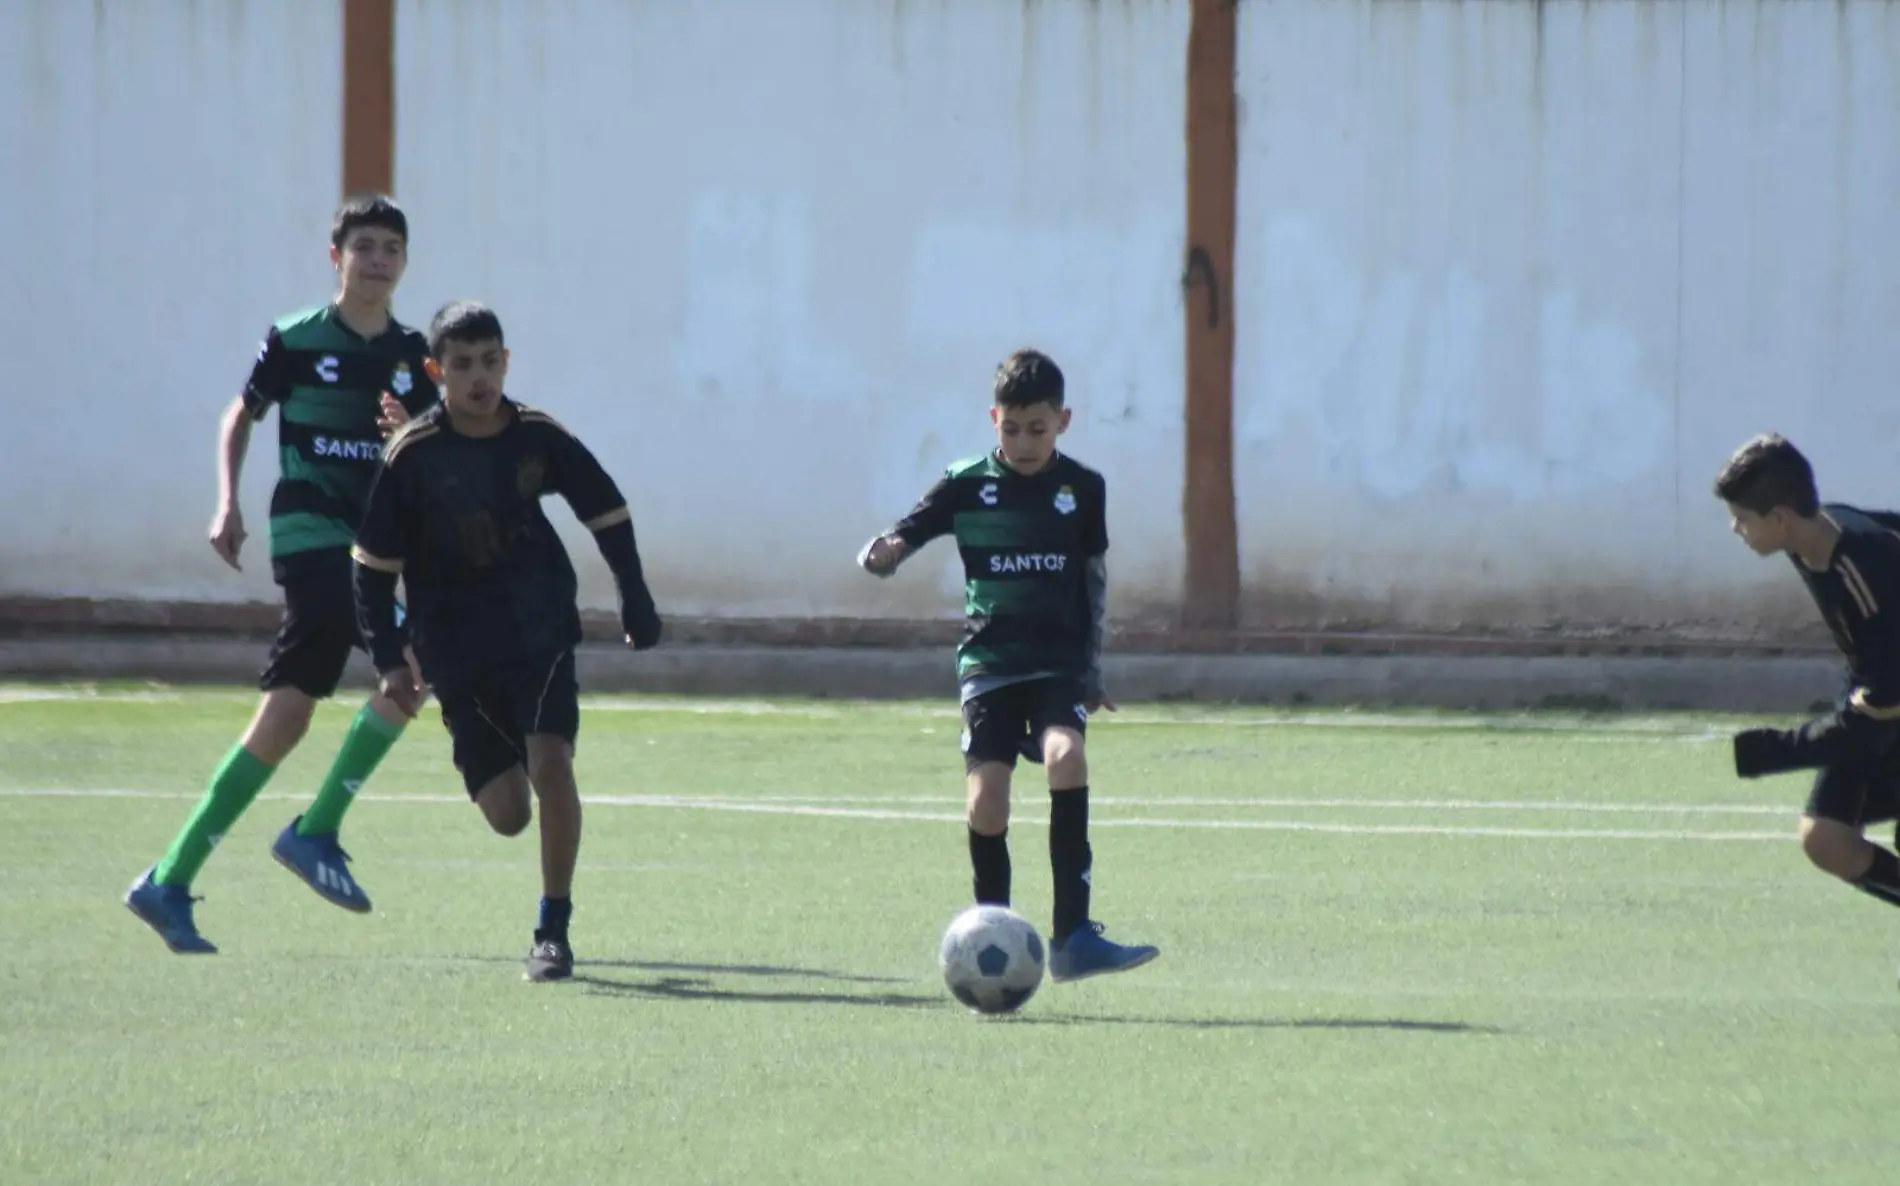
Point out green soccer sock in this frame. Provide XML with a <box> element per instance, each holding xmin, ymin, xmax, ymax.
<box><xmin>153</xmin><ymin>746</ymin><xmax>277</xmax><ymax>888</ymax></box>
<box><xmin>295</xmin><ymin>704</ymin><xmax>406</xmax><ymax>837</ymax></box>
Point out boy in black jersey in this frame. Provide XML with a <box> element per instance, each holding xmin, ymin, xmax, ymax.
<box><xmin>353</xmin><ymin>301</ymin><xmax>662</xmax><ymax>982</ymax></box>
<box><xmin>858</xmin><ymin>349</ymin><xmax>1158</xmax><ymax>983</ymax></box>
<box><xmin>1718</xmin><ymin>433</ymin><xmax>1900</xmax><ymax>928</ymax></box>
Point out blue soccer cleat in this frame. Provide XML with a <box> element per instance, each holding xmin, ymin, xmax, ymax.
<box><xmin>1048</xmin><ymin>921</ymin><xmax>1159</xmax><ymax>983</ymax></box>
<box><xmin>124</xmin><ymin>867</ymin><xmax>218</xmax><ymax>954</ymax></box>
<box><xmin>271</xmin><ymin>817</ymin><xmax>373</xmax><ymax>914</ymax></box>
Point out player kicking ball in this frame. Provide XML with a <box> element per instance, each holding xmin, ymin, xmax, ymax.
<box><xmin>351</xmin><ymin>300</ymin><xmax>663</xmax><ymax>982</ymax></box>
<box><xmin>1718</xmin><ymin>434</ymin><xmax>1900</xmax><ymax>952</ymax></box>
<box><xmin>857</xmin><ymin>349</ymin><xmax>1158</xmax><ymax>983</ymax></box>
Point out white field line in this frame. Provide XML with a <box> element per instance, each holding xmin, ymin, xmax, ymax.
<box><xmin>0</xmin><ymin>686</ymin><xmax>1746</xmax><ymax>738</ymax></box>
<box><xmin>0</xmin><ymin>786</ymin><xmax>1797</xmax><ymax>842</ymax></box>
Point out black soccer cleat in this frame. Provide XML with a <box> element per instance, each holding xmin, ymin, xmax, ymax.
<box><xmin>525</xmin><ymin>936</ymin><xmax>574</xmax><ymax>983</ymax></box>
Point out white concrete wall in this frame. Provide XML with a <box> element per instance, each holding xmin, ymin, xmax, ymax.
<box><xmin>1235</xmin><ymin>0</ymin><xmax>1900</xmax><ymax>632</ymax></box>
<box><xmin>5</xmin><ymin>0</ymin><xmax>1896</xmax><ymax>638</ymax></box>
<box><xmin>0</xmin><ymin>1</ymin><xmax>343</xmax><ymax>601</ymax></box>
<box><xmin>392</xmin><ymin>0</ymin><xmax>1189</xmax><ymax>620</ymax></box>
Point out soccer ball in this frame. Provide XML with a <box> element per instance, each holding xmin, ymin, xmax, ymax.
<box><xmin>938</xmin><ymin>905</ymin><xmax>1045</xmax><ymax>1015</ymax></box>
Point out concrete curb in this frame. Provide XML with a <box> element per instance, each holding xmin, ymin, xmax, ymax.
<box><xmin>0</xmin><ymin>634</ymin><xmax>1843</xmax><ymax>713</ymax></box>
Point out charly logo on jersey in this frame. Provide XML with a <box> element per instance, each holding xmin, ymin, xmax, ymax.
<box><xmin>1053</xmin><ymin>485</ymin><xmax>1077</xmax><ymax>515</ymax></box>
<box><xmin>389</xmin><ymin>361</ymin><xmax>413</xmax><ymax>396</ymax></box>
<box><xmin>315</xmin><ymin>355</ymin><xmax>340</xmax><ymax>383</ymax></box>
<box><xmin>979</xmin><ymin>481</ymin><xmax>999</xmax><ymax>506</ymax></box>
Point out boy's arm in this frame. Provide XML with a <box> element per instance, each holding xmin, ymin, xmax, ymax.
<box><xmin>210</xmin><ymin>329</ymin><xmax>292</xmax><ymax>569</ymax></box>
<box><xmin>860</xmin><ymin>474</ymin><xmax>957</xmax><ymax>577</ymax></box>
<box><xmin>1735</xmin><ymin>545</ymin><xmax>1900</xmax><ymax>776</ymax></box>
<box><xmin>538</xmin><ymin>415</ymin><xmax>662</xmax><ymax>651</ymax></box>
<box><xmin>351</xmin><ymin>456</ymin><xmax>418</xmax><ymax>701</ymax></box>
<box><xmin>1082</xmin><ymin>473</ymin><xmax>1111</xmax><ymax>708</ymax></box>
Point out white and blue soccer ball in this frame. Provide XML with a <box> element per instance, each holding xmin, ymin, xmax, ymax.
<box><xmin>938</xmin><ymin>905</ymin><xmax>1045</xmax><ymax>1015</ymax></box>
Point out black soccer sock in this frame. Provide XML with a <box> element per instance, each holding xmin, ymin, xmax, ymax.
<box><xmin>1851</xmin><ymin>846</ymin><xmax>1900</xmax><ymax>910</ymax></box>
<box><xmin>968</xmin><ymin>827</ymin><xmax>1011</xmax><ymax>906</ymax></box>
<box><xmin>1049</xmin><ymin>787</ymin><xmax>1093</xmax><ymax>942</ymax></box>
<box><xmin>536</xmin><ymin>895</ymin><xmax>573</xmax><ymax>942</ymax></box>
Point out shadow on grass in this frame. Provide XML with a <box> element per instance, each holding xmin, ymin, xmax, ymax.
<box><xmin>1008</xmin><ymin>1014</ymin><xmax>1502</xmax><ymax>1034</ymax></box>
<box><xmin>449</xmin><ymin>953</ymin><xmax>910</xmax><ymax>985</ymax></box>
<box><xmin>452</xmin><ymin>954</ymin><xmax>1502</xmax><ymax>1033</ymax></box>
<box><xmin>574</xmin><ymin>973</ymin><xmax>941</xmax><ymax>1009</ymax></box>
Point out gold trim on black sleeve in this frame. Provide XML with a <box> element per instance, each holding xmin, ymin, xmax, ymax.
<box><xmin>584</xmin><ymin>506</ymin><xmax>632</xmax><ymax>531</ymax></box>
<box><xmin>516</xmin><ymin>405</ymin><xmax>575</xmax><ymax>437</ymax></box>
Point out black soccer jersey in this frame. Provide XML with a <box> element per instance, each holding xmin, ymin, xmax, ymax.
<box><xmin>891</xmin><ymin>451</ymin><xmax>1108</xmax><ymax>688</ymax></box>
<box><xmin>351</xmin><ymin>399</ymin><xmax>634</xmax><ymax>692</ymax></box>
<box><xmin>1793</xmin><ymin>503</ymin><xmax>1900</xmax><ymax>720</ymax></box>
<box><xmin>242</xmin><ymin>304</ymin><xmax>438</xmax><ymax>569</ymax></box>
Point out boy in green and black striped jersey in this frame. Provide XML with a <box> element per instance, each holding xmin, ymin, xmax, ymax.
<box><xmin>126</xmin><ymin>195</ymin><xmax>437</xmax><ymax>955</ymax></box>
<box><xmin>859</xmin><ymin>349</ymin><xmax>1159</xmax><ymax>984</ymax></box>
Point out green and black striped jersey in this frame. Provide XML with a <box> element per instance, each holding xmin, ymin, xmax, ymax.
<box><xmin>892</xmin><ymin>450</ymin><xmax>1109</xmax><ymax>692</ymax></box>
<box><xmin>240</xmin><ymin>304</ymin><xmax>437</xmax><ymax>574</ymax></box>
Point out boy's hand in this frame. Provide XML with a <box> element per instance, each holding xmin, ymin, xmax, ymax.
<box><xmin>1086</xmin><ymin>694</ymin><xmax>1118</xmax><ymax>715</ymax></box>
<box><xmin>378</xmin><ymin>665</ymin><xmax>425</xmax><ymax>717</ymax></box>
<box><xmin>209</xmin><ymin>504</ymin><xmax>246</xmax><ymax>570</ymax></box>
<box><xmin>857</xmin><ymin>534</ymin><xmax>909</xmax><ymax>577</ymax></box>
<box><xmin>622</xmin><ymin>596</ymin><xmax>663</xmax><ymax>651</ymax></box>
<box><xmin>377</xmin><ymin>392</ymin><xmax>409</xmax><ymax>438</ymax></box>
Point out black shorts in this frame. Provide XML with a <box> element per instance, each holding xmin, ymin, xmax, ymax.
<box><xmin>259</xmin><ymin>560</ymin><xmax>364</xmax><ymax>700</ymax></box>
<box><xmin>1806</xmin><ymin>761</ymin><xmax>1900</xmax><ymax>828</ymax></box>
<box><xmin>960</xmin><ymin>676</ymin><xmax>1090</xmax><ymax>773</ymax></box>
<box><xmin>437</xmin><ymin>651</ymin><xmax>580</xmax><ymax>798</ymax></box>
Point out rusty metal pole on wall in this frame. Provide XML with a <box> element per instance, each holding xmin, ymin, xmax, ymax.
<box><xmin>341</xmin><ymin>0</ymin><xmax>395</xmax><ymax>196</ymax></box>
<box><xmin>1181</xmin><ymin>0</ymin><xmax>1241</xmax><ymax>631</ymax></box>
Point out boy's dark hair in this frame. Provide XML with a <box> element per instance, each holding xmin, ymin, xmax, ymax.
<box><xmin>993</xmin><ymin>349</ymin><xmax>1065</xmax><ymax>410</ymax></box>
<box><xmin>427</xmin><ymin>300</ymin><xmax>505</xmax><ymax>360</ymax></box>
<box><xmin>1713</xmin><ymin>433</ymin><xmax>1820</xmax><ymax>517</ymax></box>
<box><xmin>331</xmin><ymin>193</ymin><xmax>408</xmax><ymax>249</ymax></box>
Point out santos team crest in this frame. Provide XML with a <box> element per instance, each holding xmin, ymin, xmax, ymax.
<box><xmin>389</xmin><ymin>361</ymin><xmax>414</xmax><ymax>396</ymax></box>
<box><xmin>1053</xmin><ymin>485</ymin><xmax>1077</xmax><ymax>515</ymax></box>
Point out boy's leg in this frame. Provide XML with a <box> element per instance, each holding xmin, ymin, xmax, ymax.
<box><xmin>125</xmin><ymin>588</ymin><xmax>327</xmax><ymax>953</ymax></box>
<box><xmin>1800</xmin><ymin>764</ymin><xmax>1900</xmax><ymax>907</ymax></box>
<box><xmin>962</xmin><ymin>686</ymin><xmax>1025</xmax><ymax>908</ymax></box>
<box><xmin>443</xmin><ymin>671</ymin><xmax>534</xmax><ymax>837</ymax></box>
<box><xmin>526</xmin><ymin>735</ymin><xmax>579</xmax><ymax>980</ymax></box>
<box><xmin>267</xmin><ymin>568</ymin><xmax>395</xmax><ymax>913</ymax></box>
<box><xmin>294</xmin><ymin>694</ymin><xmax>411</xmax><ymax>838</ymax></box>
<box><xmin>446</xmin><ymin>673</ymin><xmax>565</xmax><ymax>982</ymax></box>
<box><xmin>521</xmin><ymin>652</ymin><xmax>582</xmax><ymax>982</ymax></box>
<box><xmin>1030</xmin><ymin>679</ymin><xmax>1158</xmax><ymax>983</ymax></box>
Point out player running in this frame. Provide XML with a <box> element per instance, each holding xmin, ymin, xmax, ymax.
<box><xmin>352</xmin><ymin>300</ymin><xmax>663</xmax><ymax>982</ymax></box>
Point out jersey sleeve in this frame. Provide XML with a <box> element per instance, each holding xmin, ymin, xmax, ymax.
<box><xmin>538</xmin><ymin>416</ymin><xmax>631</xmax><ymax>530</ymax></box>
<box><xmin>239</xmin><ymin>327</ymin><xmax>294</xmax><ymax>421</ymax></box>
<box><xmin>352</xmin><ymin>447</ymin><xmax>413</xmax><ymax>574</ymax></box>
<box><xmin>892</xmin><ymin>475</ymin><xmax>958</xmax><ymax>548</ymax></box>
<box><xmin>1086</xmin><ymin>472</ymin><xmax>1109</xmax><ymax>556</ymax></box>
<box><xmin>1839</xmin><ymin>542</ymin><xmax>1900</xmax><ymax>720</ymax></box>
<box><xmin>1748</xmin><ymin>539</ymin><xmax>1900</xmax><ymax>774</ymax></box>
